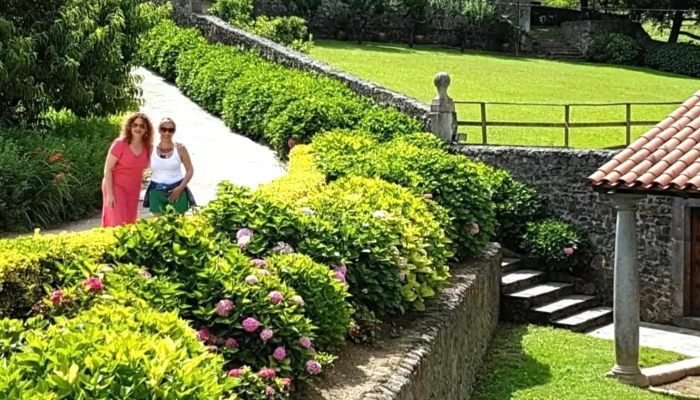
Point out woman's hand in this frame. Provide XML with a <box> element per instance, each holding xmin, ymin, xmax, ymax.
<box><xmin>106</xmin><ymin>194</ymin><xmax>116</xmax><ymax>208</ymax></box>
<box><xmin>169</xmin><ymin>186</ymin><xmax>185</xmax><ymax>202</ymax></box>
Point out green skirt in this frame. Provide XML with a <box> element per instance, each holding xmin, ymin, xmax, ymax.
<box><xmin>149</xmin><ymin>189</ymin><xmax>190</xmax><ymax>214</ymax></box>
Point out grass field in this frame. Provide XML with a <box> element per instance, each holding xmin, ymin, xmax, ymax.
<box><xmin>471</xmin><ymin>325</ymin><xmax>688</xmax><ymax>400</ymax></box>
<box><xmin>310</xmin><ymin>40</ymin><xmax>700</xmax><ymax>148</ymax></box>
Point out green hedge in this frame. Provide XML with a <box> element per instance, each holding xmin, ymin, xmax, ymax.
<box><xmin>138</xmin><ymin>20</ymin><xmax>422</xmax><ymax>155</ymax></box>
<box><xmin>0</xmin><ymin>111</ymin><xmax>121</xmax><ymax>232</ymax></box>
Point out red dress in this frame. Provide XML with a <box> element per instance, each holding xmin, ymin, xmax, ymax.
<box><xmin>101</xmin><ymin>138</ymin><xmax>149</xmax><ymax>227</ymax></box>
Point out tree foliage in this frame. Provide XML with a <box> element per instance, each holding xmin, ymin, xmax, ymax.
<box><xmin>0</xmin><ymin>0</ymin><xmax>167</xmax><ymax>125</ymax></box>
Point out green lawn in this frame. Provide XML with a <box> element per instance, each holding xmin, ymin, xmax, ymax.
<box><xmin>310</xmin><ymin>40</ymin><xmax>700</xmax><ymax>148</ymax></box>
<box><xmin>472</xmin><ymin>325</ymin><xmax>688</xmax><ymax>400</ymax></box>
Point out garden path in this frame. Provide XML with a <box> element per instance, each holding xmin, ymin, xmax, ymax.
<box><xmin>22</xmin><ymin>68</ymin><xmax>286</xmax><ymax>236</ymax></box>
<box><xmin>589</xmin><ymin>323</ymin><xmax>700</xmax><ymax>358</ymax></box>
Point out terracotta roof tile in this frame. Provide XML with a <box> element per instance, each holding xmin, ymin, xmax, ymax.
<box><xmin>587</xmin><ymin>91</ymin><xmax>700</xmax><ymax>195</ymax></box>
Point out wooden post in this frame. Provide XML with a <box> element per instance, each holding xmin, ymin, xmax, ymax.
<box><xmin>564</xmin><ymin>104</ymin><xmax>571</xmax><ymax>148</ymax></box>
<box><xmin>480</xmin><ymin>102</ymin><xmax>487</xmax><ymax>144</ymax></box>
<box><xmin>626</xmin><ymin>103</ymin><xmax>632</xmax><ymax>145</ymax></box>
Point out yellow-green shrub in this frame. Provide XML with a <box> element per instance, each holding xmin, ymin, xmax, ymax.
<box><xmin>257</xmin><ymin>145</ymin><xmax>326</xmax><ymax>204</ymax></box>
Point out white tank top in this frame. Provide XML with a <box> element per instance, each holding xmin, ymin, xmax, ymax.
<box><xmin>150</xmin><ymin>145</ymin><xmax>184</xmax><ymax>184</ymax></box>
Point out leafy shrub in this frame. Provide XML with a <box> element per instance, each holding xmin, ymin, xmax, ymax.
<box><xmin>310</xmin><ymin>129</ymin><xmax>378</xmax><ymax>180</ymax></box>
<box><xmin>348</xmin><ymin>304</ymin><xmax>382</xmax><ymax>344</ymax></box>
<box><xmin>0</xmin><ymin>305</ymin><xmax>232</xmax><ymax>399</ymax></box>
<box><xmin>208</xmin><ymin>0</ymin><xmax>254</xmax><ymax>25</ymax></box>
<box><xmin>0</xmin><ymin>111</ymin><xmax>120</xmax><ymax>232</ymax></box>
<box><xmin>644</xmin><ymin>41</ymin><xmax>700</xmax><ymax>78</ymax></box>
<box><xmin>203</xmin><ymin>183</ymin><xmax>302</xmax><ymax>255</ymax></box>
<box><xmin>0</xmin><ymin>228</ymin><xmax>116</xmax><ymax>317</ymax></box>
<box><xmin>313</xmin><ymin>132</ymin><xmax>495</xmax><ymax>259</ymax></box>
<box><xmin>472</xmin><ymin>163</ymin><xmax>543</xmax><ymax>250</ymax></box>
<box><xmin>521</xmin><ymin>218</ymin><xmax>589</xmax><ymax>274</ymax></box>
<box><xmin>267</xmin><ymin>254</ymin><xmax>352</xmax><ymax>349</ymax></box>
<box><xmin>586</xmin><ymin>33</ymin><xmax>641</xmax><ymax>65</ymax></box>
<box><xmin>356</xmin><ymin>106</ymin><xmax>425</xmax><ymax>141</ymax></box>
<box><xmin>257</xmin><ymin>145</ymin><xmax>327</xmax><ymax>204</ymax></box>
<box><xmin>251</xmin><ymin>16</ymin><xmax>313</xmax><ymax>53</ymax></box>
<box><xmin>299</xmin><ymin>176</ymin><xmax>452</xmax><ymax>313</ymax></box>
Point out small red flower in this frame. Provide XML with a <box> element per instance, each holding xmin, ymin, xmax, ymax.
<box><xmin>48</xmin><ymin>153</ymin><xmax>63</xmax><ymax>163</ymax></box>
<box><xmin>288</xmin><ymin>138</ymin><xmax>296</xmax><ymax>149</ymax></box>
<box><xmin>54</xmin><ymin>173</ymin><xmax>64</xmax><ymax>182</ymax></box>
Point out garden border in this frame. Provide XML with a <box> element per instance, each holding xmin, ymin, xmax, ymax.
<box><xmin>356</xmin><ymin>243</ymin><xmax>501</xmax><ymax>400</ymax></box>
<box><xmin>161</xmin><ymin>0</ymin><xmax>431</xmax><ymax>128</ymax></box>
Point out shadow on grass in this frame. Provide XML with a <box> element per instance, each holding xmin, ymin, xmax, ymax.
<box><xmin>471</xmin><ymin>324</ymin><xmax>552</xmax><ymax>400</ymax></box>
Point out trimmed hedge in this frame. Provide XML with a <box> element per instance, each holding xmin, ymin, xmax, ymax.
<box><xmin>257</xmin><ymin>145</ymin><xmax>326</xmax><ymax>204</ymax></box>
<box><xmin>138</xmin><ymin>20</ymin><xmax>422</xmax><ymax>155</ymax></box>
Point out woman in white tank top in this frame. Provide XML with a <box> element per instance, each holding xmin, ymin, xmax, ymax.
<box><xmin>143</xmin><ymin>118</ymin><xmax>196</xmax><ymax>215</ymax></box>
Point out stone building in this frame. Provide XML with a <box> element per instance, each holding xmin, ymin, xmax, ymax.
<box><xmin>587</xmin><ymin>90</ymin><xmax>700</xmax><ymax>332</ymax></box>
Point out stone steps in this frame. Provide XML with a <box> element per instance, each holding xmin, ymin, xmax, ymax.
<box><xmin>499</xmin><ymin>259</ymin><xmax>611</xmax><ymax>333</ymax></box>
<box><xmin>530</xmin><ymin>26</ymin><xmax>583</xmax><ymax>61</ymax></box>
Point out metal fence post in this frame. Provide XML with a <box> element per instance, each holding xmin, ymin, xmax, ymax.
<box><xmin>430</xmin><ymin>72</ymin><xmax>457</xmax><ymax>144</ymax></box>
<box><xmin>564</xmin><ymin>104</ymin><xmax>570</xmax><ymax>148</ymax></box>
<box><xmin>626</xmin><ymin>103</ymin><xmax>632</xmax><ymax>145</ymax></box>
<box><xmin>480</xmin><ymin>103</ymin><xmax>488</xmax><ymax>144</ymax></box>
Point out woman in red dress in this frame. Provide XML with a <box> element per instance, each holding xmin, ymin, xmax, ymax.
<box><xmin>101</xmin><ymin>112</ymin><xmax>154</xmax><ymax>227</ymax></box>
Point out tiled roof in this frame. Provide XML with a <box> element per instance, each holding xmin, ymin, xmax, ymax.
<box><xmin>587</xmin><ymin>90</ymin><xmax>700</xmax><ymax>195</ymax></box>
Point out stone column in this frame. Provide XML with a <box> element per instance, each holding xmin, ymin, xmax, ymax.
<box><xmin>430</xmin><ymin>72</ymin><xmax>457</xmax><ymax>144</ymax></box>
<box><xmin>608</xmin><ymin>194</ymin><xmax>649</xmax><ymax>387</ymax></box>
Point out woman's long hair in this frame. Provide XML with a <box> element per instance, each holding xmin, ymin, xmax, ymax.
<box><xmin>120</xmin><ymin>112</ymin><xmax>154</xmax><ymax>151</ymax></box>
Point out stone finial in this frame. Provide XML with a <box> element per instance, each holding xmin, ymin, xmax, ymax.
<box><xmin>434</xmin><ymin>72</ymin><xmax>451</xmax><ymax>101</ymax></box>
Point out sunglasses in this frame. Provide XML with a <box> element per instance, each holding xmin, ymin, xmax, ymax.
<box><xmin>131</xmin><ymin>123</ymin><xmax>146</xmax><ymax>129</ymax></box>
<box><xmin>160</xmin><ymin>127</ymin><xmax>176</xmax><ymax>133</ymax></box>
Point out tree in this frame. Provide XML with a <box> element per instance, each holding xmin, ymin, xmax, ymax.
<box><xmin>615</xmin><ymin>0</ymin><xmax>700</xmax><ymax>43</ymax></box>
<box><xmin>0</xmin><ymin>0</ymin><xmax>166</xmax><ymax>125</ymax></box>
<box><xmin>402</xmin><ymin>0</ymin><xmax>430</xmax><ymax>48</ymax></box>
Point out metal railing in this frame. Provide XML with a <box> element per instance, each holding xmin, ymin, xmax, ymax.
<box><xmin>453</xmin><ymin>100</ymin><xmax>682</xmax><ymax>148</ymax></box>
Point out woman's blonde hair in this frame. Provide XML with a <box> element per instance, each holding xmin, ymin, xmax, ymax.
<box><xmin>158</xmin><ymin>117</ymin><xmax>177</xmax><ymax>131</ymax></box>
<box><xmin>120</xmin><ymin>112</ymin><xmax>154</xmax><ymax>150</ymax></box>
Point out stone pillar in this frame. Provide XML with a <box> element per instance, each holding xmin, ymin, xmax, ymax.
<box><xmin>430</xmin><ymin>72</ymin><xmax>457</xmax><ymax>144</ymax></box>
<box><xmin>190</xmin><ymin>0</ymin><xmax>203</xmax><ymax>13</ymax></box>
<box><xmin>608</xmin><ymin>194</ymin><xmax>649</xmax><ymax>387</ymax></box>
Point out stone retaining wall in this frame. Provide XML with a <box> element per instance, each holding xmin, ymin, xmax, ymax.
<box><xmin>358</xmin><ymin>243</ymin><xmax>501</xmax><ymax>400</ymax></box>
<box><xmin>454</xmin><ymin>145</ymin><xmax>678</xmax><ymax>324</ymax></box>
<box><xmin>561</xmin><ymin>19</ymin><xmax>652</xmax><ymax>54</ymax></box>
<box><xmin>167</xmin><ymin>0</ymin><xmax>431</xmax><ymax>127</ymax></box>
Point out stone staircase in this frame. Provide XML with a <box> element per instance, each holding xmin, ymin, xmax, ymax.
<box><xmin>500</xmin><ymin>258</ymin><xmax>612</xmax><ymax>332</ymax></box>
<box><xmin>530</xmin><ymin>27</ymin><xmax>584</xmax><ymax>61</ymax></box>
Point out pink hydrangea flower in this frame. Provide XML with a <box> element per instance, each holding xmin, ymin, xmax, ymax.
<box><xmin>245</xmin><ymin>275</ymin><xmax>259</xmax><ymax>285</ymax></box>
<box><xmin>564</xmin><ymin>247</ymin><xmax>574</xmax><ymax>256</ymax></box>
<box><xmin>207</xmin><ymin>345</ymin><xmax>218</xmax><ymax>353</ymax></box>
<box><xmin>273</xmin><ymin>346</ymin><xmax>286</xmax><ymax>361</ymax></box>
<box><xmin>251</xmin><ymin>259</ymin><xmax>268</xmax><ymax>268</ymax></box>
<box><xmin>260</xmin><ymin>328</ymin><xmax>274</xmax><ymax>342</ymax></box>
<box><xmin>82</xmin><ymin>277</ymin><xmax>104</xmax><ymax>292</ymax></box>
<box><xmin>228</xmin><ymin>368</ymin><xmax>242</xmax><ymax>377</ymax></box>
<box><xmin>210</xmin><ymin>335</ymin><xmax>224</xmax><ymax>345</ymax></box>
<box><xmin>226</xmin><ymin>338</ymin><xmax>238</xmax><ymax>348</ymax></box>
<box><xmin>299</xmin><ymin>337</ymin><xmax>312</xmax><ymax>349</ymax></box>
<box><xmin>237</xmin><ymin>228</ymin><xmax>253</xmax><ymax>239</ymax></box>
<box><xmin>292</xmin><ymin>295</ymin><xmax>304</xmax><ymax>306</ymax></box>
<box><xmin>288</xmin><ymin>138</ymin><xmax>296</xmax><ymax>149</ymax></box>
<box><xmin>306</xmin><ymin>360</ymin><xmax>322</xmax><ymax>375</ymax></box>
<box><xmin>265</xmin><ymin>386</ymin><xmax>275</xmax><ymax>396</ymax></box>
<box><xmin>272</xmin><ymin>242</ymin><xmax>295</xmax><ymax>254</ymax></box>
<box><xmin>269</xmin><ymin>291</ymin><xmax>284</xmax><ymax>304</ymax></box>
<box><xmin>216</xmin><ymin>299</ymin><xmax>235</xmax><ymax>317</ymax></box>
<box><xmin>281</xmin><ymin>377</ymin><xmax>292</xmax><ymax>388</ymax></box>
<box><xmin>373</xmin><ymin>210</ymin><xmax>386</xmax><ymax>219</ymax></box>
<box><xmin>424</xmin><ymin>193</ymin><xmax>433</xmax><ymax>199</ymax></box>
<box><xmin>242</xmin><ymin>317</ymin><xmax>260</xmax><ymax>332</ymax></box>
<box><xmin>257</xmin><ymin>269</ymin><xmax>270</xmax><ymax>276</ymax></box>
<box><xmin>196</xmin><ymin>328</ymin><xmax>211</xmax><ymax>342</ymax></box>
<box><xmin>259</xmin><ymin>368</ymin><xmax>276</xmax><ymax>379</ymax></box>
<box><xmin>138</xmin><ymin>270</ymin><xmax>152</xmax><ymax>278</ymax></box>
<box><xmin>398</xmin><ymin>272</ymin><xmax>406</xmax><ymax>282</ymax></box>
<box><xmin>49</xmin><ymin>289</ymin><xmax>63</xmax><ymax>305</ymax></box>
<box><xmin>238</xmin><ymin>235</ymin><xmax>251</xmax><ymax>249</ymax></box>
<box><xmin>333</xmin><ymin>265</ymin><xmax>347</xmax><ymax>284</ymax></box>
<box><xmin>301</xmin><ymin>207</ymin><xmax>314</xmax><ymax>215</ymax></box>
<box><xmin>471</xmin><ymin>223</ymin><xmax>480</xmax><ymax>235</ymax></box>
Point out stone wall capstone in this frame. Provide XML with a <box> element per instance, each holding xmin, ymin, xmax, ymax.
<box><xmin>167</xmin><ymin>0</ymin><xmax>432</xmax><ymax>127</ymax></box>
<box><xmin>454</xmin><ymin>145</ymin><xmax>678</xmax><ymax>324</ymax></box>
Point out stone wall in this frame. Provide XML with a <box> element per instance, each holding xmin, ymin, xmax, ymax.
<box><xmin>168</xmin><ymin>0</ymin><xmax>432</xmax><ymax>126</ymax></box>
<box><xmin>454</xmin><ymin>145</ymin><xmax>678</xmax><ymax>324</ymax></box>
<box><xmin>363</xmin><ymin>243</ymin><xmax>501</xmax><ymax>400</ymax></box>
<box><xmin>561</xmin><ymin>19</ymin><xmax>652</xmax><ymax>54</ymax></box>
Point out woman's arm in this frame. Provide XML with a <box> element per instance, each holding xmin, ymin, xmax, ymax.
<box><xmin>104</xmin><ymin>153</ymin><xmax>119</xmax><ymax>207</ymax></box>
<box><xmin>169</xmin><ymin>144</ymin><xmax>194</xmax><ymax>201</ymax></box>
